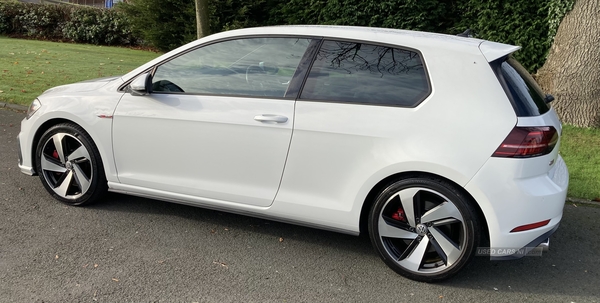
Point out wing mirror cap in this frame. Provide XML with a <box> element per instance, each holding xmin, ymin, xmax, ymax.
<box><xmin>129</xmin><ymin>73</ymin><xmax>152</xmax><ymax>96</ymax></box>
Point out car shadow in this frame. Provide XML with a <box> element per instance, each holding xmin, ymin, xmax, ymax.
<box><xmin>89</xmin><ymin>193</ymin><xmax>599</xmax><ymax>298</ymax></box>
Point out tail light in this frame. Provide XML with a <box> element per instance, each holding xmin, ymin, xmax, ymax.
<box><xmin>493</xmin><ymin>126</ymin><xmax>558</xmax><ymax>158</ymax></box>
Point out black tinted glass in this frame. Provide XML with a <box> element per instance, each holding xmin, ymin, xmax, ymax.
<box><xmin>499</xmin><ymin>57</ymin><xmax>549</xmax><ymax>116</ymax></box>
<box><xmin>300</xmin><ymin>40</ymin><xmax>429</xmax><ymax>107</ymax></box>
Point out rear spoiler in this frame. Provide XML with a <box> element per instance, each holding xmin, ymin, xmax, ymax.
<box><xmin>479</xmin><ymin>41</ymin><xmax>521</xmax><ymax>62</ymax></box>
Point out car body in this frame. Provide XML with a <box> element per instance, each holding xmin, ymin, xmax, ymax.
<box><xmin>17</xmin><ymin>25</ymin><xmax>569</xmax><ymax>281</ymax></box>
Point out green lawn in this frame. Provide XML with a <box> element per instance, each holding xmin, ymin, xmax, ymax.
<box><xmin>0</xmin><ymin>37</ymin><xmax>598</xmax><ymax>201</ymax></box>
<box><xmin>560</xmin><ymin>125</ymin><xmax>600</xmax><ymax>201</ymax></box>
<box><xmin>0</xmin><ymin>36</ymin><xmax>160</xmax><ymax>105</ymax></box>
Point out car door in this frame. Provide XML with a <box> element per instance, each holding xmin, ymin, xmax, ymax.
<box><xmin>112</xmin><ymin>37</ymin><xmax>315</xmax><ymax>207</ymax></box>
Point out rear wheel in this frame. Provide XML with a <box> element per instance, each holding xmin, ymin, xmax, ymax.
<box><xmin>368</xmin><ymin>176</ymin><xmax>480</xmax><ymax>282</ymax></box>
<box><xmin>35</xmin><ymin>123</ymin><xmax>107</xmax><ymax>206</ymax></box>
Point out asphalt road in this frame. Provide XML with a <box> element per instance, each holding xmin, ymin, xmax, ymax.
<box><xmin>1</xmin><ymin>108</ymin><xmax>599</xmax><ymax>303</ymax></box>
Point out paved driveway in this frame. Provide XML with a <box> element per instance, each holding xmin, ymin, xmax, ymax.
<box><xmin>1</xmin><ymin>108</ymin><xmax>599</xmax><ymax>302</ymax></box>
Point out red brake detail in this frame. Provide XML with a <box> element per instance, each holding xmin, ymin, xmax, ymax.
<box><xmin>391</xmin><ymin>208</ymin><xmax>406</xmax><ymax>222</ymax></box>
<box><xmin>52</xmin><ymin>150</ymin><xmax>59</xmax><ymax>159</ymax></box>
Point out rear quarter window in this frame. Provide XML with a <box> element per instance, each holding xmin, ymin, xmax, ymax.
<box><xmin>494</xmin><ymin>57</ymin><xmax>550</xmax><ymax>116</ymax></box>
<box><xmin>300</xmin><ymin>40</ymin><xmax>430</xmax><ymax>107</ymax></box>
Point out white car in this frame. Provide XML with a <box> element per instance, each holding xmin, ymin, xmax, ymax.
<box><xmin>17</xmin><ymin>25</ymin><xmax>568</xmax><ymax>282</ymax></box>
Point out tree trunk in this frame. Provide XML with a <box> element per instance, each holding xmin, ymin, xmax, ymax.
<box><xmin>536</xmin><ymin>0</ymin><xmax>600</xmax><ymax>127</ymax></box>
<box><xmin>195</xmin><ymin>0</ymin><xmax>210</xmax><ymax>39</ymax></box>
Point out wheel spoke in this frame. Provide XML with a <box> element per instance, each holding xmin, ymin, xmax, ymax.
<box><xmin>52</xmin><ymin>134</ymin><xmax>67</xmax><ymax>164</ymax></box>
<box><xmin>398</xmin><ymin>188</ymin><xmax>420</xmax><ymax>227</ymax></box>
<box><xmin>54</xmin><ymin>170</ymin><xmax>74</xmax><ymax>197</ymax></box>
<box><xmin>41</xmin><ymin>155</ymin><xmax>66</xmax><ymax>173</ymax></box>
<box><xmin>67</xmin><ymin>145</ymin><xmax>90</xmax><ymax>162</ymax></box>
<box><xmin>379</xmin><ymin>217</ymin><xmax>418</xmax><ymax>239</ymax></box>
<box><xmin>420</xmin><ymin>201</ymin><xmax>463</xmax><ymax>225</ymax></box>
<box><xmin>397</xmin><ymin>236</ymin><xmax>429</xmax><ymax>272</ymax></box>
<box><xmin>72</xmin><ymin>163</ymin><xmax>91</xmax><ymax>194</ymax></box>
<box><xmin>429</xmin><ymin>227</ymin><xmax>462</xmax><ymax>266</ymax></box>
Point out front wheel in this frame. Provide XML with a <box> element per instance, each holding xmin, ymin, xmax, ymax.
<box><xmin>368</xmin><ymin>176</ymin><xmax>480</xmax><ymax>282</ymax></box>
<box><xmin>35</xmin><ymin>123</ymin><xmax>107</xmax><ymax>206</ymax></box>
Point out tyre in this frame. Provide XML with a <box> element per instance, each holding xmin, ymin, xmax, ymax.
<box><xmin>35</xmin><ymin>123</ymin><xmax>107</xmax><ymax>206</ymax></box>
<box><xmin>368</xmin><ymin>176</ymin><xmax>480</xmax><ymax>282</ymax></box>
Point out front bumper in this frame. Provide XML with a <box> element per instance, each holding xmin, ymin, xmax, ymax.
<box><xmin>17</xmin><ymin>124</ymin><xmax>35</xmax><ymax>176</ymax></box>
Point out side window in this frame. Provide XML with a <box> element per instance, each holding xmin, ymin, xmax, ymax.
<box><xmin>152</xmin><ymin>38</ymin><xmax>311</xmax><ymax>98</ymax></box>
<box><xmin>300</xmin><ymin>40</ymin><xmax>430</xmax><ymax>107</ymax></box>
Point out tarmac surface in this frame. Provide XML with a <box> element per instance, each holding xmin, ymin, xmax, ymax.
<box><xmin>1</xmin><ymin>108</ymin><xmax>599</xmax><ymax>302</ymax></box>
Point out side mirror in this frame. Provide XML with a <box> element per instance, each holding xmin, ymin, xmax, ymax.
<box><xmin>129</xmin><ymin>73</ymin><xmax>152</xmax><ymax>96</ymax></box>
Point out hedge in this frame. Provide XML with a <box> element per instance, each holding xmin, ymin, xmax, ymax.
<box><xmin>0</xmin><ymin>1</ymin><xmax>137</xmax><ymax>46</ymax></box>
<box><xmin>1</xmin><ymin>0</ymin><xmax>575</xmax><ymax>72</ymax></box>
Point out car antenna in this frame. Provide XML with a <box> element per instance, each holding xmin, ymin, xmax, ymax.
<box><xmin>457</xmin><ymin>29</ymin><xmax>474</xmax><ymax>38</ymax></box>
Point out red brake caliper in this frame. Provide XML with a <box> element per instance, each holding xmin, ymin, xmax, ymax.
<box><xmin>52</xmin><ymin>150</ymin><xmax>59</xmax><ymax>159</ymax></box>
<box><xmin>391</xmin><ymin>207</ymin><xmax>406</xmax><ymax>222</ymax></box>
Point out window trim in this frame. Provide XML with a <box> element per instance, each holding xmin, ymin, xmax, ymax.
<box><xmin>296</xmin><ymin>38</ymin><xmax>432</xmax><ymax>108</ymax></box>
<box><xmin>118</xmin><ymin>35</ymin><xmax>322</xmax><ymax>101</ymax></box>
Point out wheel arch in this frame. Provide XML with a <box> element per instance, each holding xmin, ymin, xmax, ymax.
<box><xmin>358</xmin><ymin>171</ymin><xmax>490</xmax><ymax>245</ymax></box>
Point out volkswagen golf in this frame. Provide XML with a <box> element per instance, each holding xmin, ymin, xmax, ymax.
<box><xmin>17</xmin><ymin>25</ymin><xmax>569</xmax><ymax>282</ymax></box>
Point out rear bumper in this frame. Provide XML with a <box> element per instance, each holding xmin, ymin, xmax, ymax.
<box><xmin>490</xmin><ymin>224</ymin><xmax>557</xmax><ymax>260</ymax></box>
<box><xmin>465</xmin><ymin>154</ymin><xmax>568</xmax><ymax>258</ymax></box>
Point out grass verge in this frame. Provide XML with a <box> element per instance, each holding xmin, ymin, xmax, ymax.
<box><xmin>560</xmin><ymin>125</ymin><xmax>600</xmax><ymax>201</ymax></box>
<box><xmin>0</xmin><ymin>36</ymin><xmax>160</xmax><ymax>105</ymax></box>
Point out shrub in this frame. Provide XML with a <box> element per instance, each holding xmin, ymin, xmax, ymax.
<box><xmin>118</xmin><ymin>0</ymin><xmax>196</xmax><ymax>52</ymax></box>
<box><xmin>0</xmin><ymin>1</ymin><xmax>137</xmax><ymax>46</ymax></box>
<box><xmin>62</xmin><ymin>6</ymin><xmax>136</xmax><ymax>45</ymax></box>
<box><xmin>456</xmin><ymin>0</ymin><xmax>575</xmax><ymax>72</ymax></box>
<box><xmin>14</xmin><ymin>3</ymin><xmax>69</xmax><ymax>39</ymax></box>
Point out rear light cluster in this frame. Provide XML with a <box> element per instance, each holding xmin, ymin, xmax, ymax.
<box><xmin>493</xmin><ymin>126</ymin><xmax>558</xmax><ymax>158</ymax></box>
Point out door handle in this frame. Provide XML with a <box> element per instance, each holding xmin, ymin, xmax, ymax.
<box><xmin>254</xmin><ymin>114</ymin><xmax>288</xmax><ymax>123</ymax></box>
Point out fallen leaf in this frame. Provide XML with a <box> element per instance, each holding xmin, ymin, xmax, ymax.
<box><xmin>493</xmin><ymin>287</ymin><xmax>498</xmax><ymax>291</ymax></box>
<box><xmin>94</xmin><ymin>264</ymin><xmax>98</xmax><ymax>268</ymax></box>
<box><xmin>279</xmin><ymin>237</ymin><xmax>284</xmax><ymax>242</ymax></box>
<box><xmin>439</xmin><ymin>296</ymin><xmax>444</xmax><ymax>299</ymax></box>
<box><xmin>55</xmin><ymin>255</ymin><xmax>59</xmax><ymax>259</ymax></box>
<box><xmin>593</xmin><ymin>197</ymin><xmax>600</xmax><ymax>202</ymax></box>
<box><xmin>573</xmin><ymin>203</ymin><xmax>578</xmax><ymax>207</ymax></box>
<box><xmin>212</xmin><ymin>261</ymin><xmax>228</xmax><ymax>268</ymax></box>
<box><xmin>112</xmin><ymin>278</ymin><xmax>119</xmax><ymax>282</ymax></box>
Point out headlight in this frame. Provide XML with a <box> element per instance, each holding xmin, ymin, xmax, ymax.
<box><xmin>26</xmin><ymin>99</ymin><xmax>42</xmax><ymax>119</ymax></box>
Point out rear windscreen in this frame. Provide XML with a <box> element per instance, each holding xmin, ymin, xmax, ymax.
<box><xmin>494</xmin><ymin>57</ymin><xmax>550</xmax><ymax>117</ymax></box>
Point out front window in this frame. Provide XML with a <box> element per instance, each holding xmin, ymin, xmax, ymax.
<box><xmin>151</xmin><ymin>38</ymin><xmax>311</xmax><ymax>98</ymax></box>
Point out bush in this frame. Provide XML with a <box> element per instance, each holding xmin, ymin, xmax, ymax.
<box><xmin>118</xmin><ymin>0</ymin><xmax>196</xmax><ymax>52</ymax></box>
<box><xmin>0</xmin><ymin>1</ymin><xmax>21</xmax><ymax>34</ymax></box>
<box><xmin>0</xmin><ymin>1</ymin><xmax>137</xmax><ymax>46</ymax></box>
<box><xmin>271</xmin><ymin>0</ymin><xmax>456</xmax><ymax>33</ymax></box>
<box><xmin>63</xmin><ymin>6</ymin><xmax>136</xmax><ymax>45</ymax></box>
<box><xmin>456</xmin><ymin>0</ymin><xmax>575</xmax><ymax>72</ymax></box>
